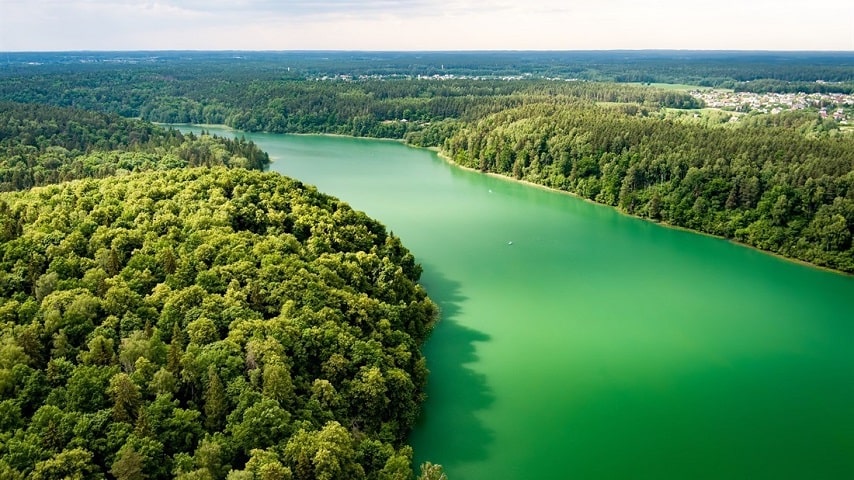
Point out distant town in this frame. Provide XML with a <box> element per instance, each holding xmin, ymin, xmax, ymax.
<box><xmin>690</xmin><ymin>90</ymin><xmax>853</xmax><ymax>123</ymax></box>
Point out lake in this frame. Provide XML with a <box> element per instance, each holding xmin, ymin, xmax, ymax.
<box><xmin>181</xmin><ymin>126</ymin><xmax>854</xmax><ymax>479</ymax></box>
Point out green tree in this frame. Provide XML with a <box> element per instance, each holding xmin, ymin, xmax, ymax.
<box><xmin>262</xmin><ymin>361</ymin><xmax>294</xmax><ymax>407</ymax></box>
<box><xmin>31</xmin><ymin>447</ymin><xmax>99</xmax><ymax>480</ymax></box>
<box><xmin>65</xmin><ymin>365</ymin><xmax>114</xmax><ymax>413</ymax></box>
<box><xmin>284</xmin><ymin>422</ymin><xmax>365</xmax><ymax>480</ymax></box>
<box><xmin>379</xmin><ymin>446</ymin><xmax>414</xmax><ymax>480</ymax></box>
<box><xmin>111</xmin><ymin>444</ymin><xmax>146</xmax><ymax>480</ymax></box>
<box><xmin>242</xmin><ymin>449</ymin><xmax>294</xmax><ymax>480</ymax></box>
<box><xmin>230</xmin><ymin>398</ymin><xmax>291</xmax><ymax>454</ymax></box>
<box><xmin>81</xmin><ymin>335</ymin><xmax>116</xmax><ymax>366</ymax></box>
<box><xmin>187</xmin><ymin>318</ymin><xmax>219</xmax><ymax>346</ymax></box>
<box><xmin>203</xmin><ymin>366</ymin><xmax>227</xmax><ymax>431</ymax></box>
<box><xmin>417</xmin><ymin>463</ymin><xmax>447</xmax><ymax>480</ymax></box>
<box><xmin>109</xmin><ymin>373</ymin><xmax>141</xmax><ymax>422</ymax></box>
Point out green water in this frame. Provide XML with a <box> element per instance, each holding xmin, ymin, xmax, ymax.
<box><xmin>182</xmin><ymin>127</ymin><xmax>854</xmax><ymax>479</ymax></box>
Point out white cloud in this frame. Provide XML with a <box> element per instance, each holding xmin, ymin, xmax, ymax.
<box><xmin>0</xmin><ymin>0</ymin><xmax>852</xmax><ymax>51</ymax></box>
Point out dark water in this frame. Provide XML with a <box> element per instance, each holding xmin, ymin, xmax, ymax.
<box><xmin>181</xmin><ymin>127</ymin><xmax>854</xmax><ymax>479</ymax></box>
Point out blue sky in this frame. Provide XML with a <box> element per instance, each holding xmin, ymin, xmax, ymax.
<box><xmin>1</xmin><ymin>0</ymin><xmax>852</xmax><ymax>51</ymax></box>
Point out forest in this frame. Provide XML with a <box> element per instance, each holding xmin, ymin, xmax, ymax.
<box><xmin>0</xmin><ymin>102</ymin><xmax>269</xmax><ymax>191</ymax></box>
<box><xmin>0</xmin><ymin>103</ymin><xmax>443</xmax><ymax>478</ymax></box>
<box><xmin>0</xmin><ymin>70</ymin><xmax>701</xmax><ymax>139</ymax></box>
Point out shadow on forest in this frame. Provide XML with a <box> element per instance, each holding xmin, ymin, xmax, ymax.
<box><xmin>410</xmin><ymin>265</ymin><xmax>495</xmax><ymax>470</ymax></box>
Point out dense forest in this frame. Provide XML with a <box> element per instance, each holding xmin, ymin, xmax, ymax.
<box><xmin>0</xmin><ymin>69</ymin><xmax>701</xmax><ymax>141</ymax></box>
<box><xmin>0</xmin><ymin>102</ymin><xmax>444</xmax><ymax>478</ymax></box>
<box><xmin>443</xmin><ymin>103</ymin><xmax>854</xmax><ymax>272</ymax></box>
<box><xmin>0</xmin><ymin>102</ymin><xmax>269</xmax><ymax>191</ymax></box>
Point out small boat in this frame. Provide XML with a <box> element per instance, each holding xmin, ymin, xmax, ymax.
<box><xmin>507</xmin><ymin>241</ymin><xmax>513</xmax><ymax>245</ymax></box>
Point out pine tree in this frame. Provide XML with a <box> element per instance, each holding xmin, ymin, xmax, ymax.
<box><xmin>111</xmin><ymin>445</ymin><xmax>146</xmax><ymax>480</ymax></box>
<box><xmin>167</xmin><ymin>322</ymin><xmax>183</xmax><ymax>374</ymax></box>
<box><xmin>203</xmin><ymin>366</ymin><xmax>226</xmax><ymax>431</ymax></box>
<box><xmin>109</xmin><ymin>373</ymin><xmax>141</xmax><ymax>423</ymax></box>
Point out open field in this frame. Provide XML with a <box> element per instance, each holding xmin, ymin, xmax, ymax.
<box><xmin>627</xmin><ymin>82</ymin><xmax>732</xmax><ymax>92</ymax></box>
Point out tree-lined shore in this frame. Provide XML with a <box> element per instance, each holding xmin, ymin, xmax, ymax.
<box><xmin>0</xmin><ymin>102</ymin><xmax>442</xmax><ymax>479</ymax></box>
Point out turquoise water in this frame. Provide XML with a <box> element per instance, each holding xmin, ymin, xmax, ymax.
<box><xmin>182</xmin><ymin>127</ymin><xmax>854</xmax><ymax>479</ymax></box>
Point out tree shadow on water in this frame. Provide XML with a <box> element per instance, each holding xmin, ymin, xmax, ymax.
<box><xmin>410</xmin><ymin>265</ymin><xmax>495</xmax><ymax>472</ymax></box>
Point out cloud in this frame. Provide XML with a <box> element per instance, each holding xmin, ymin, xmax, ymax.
<box><xmin>50</xmin><ymin>0</ymin><xmax>444</xmax><ymax>18</ymax></box>
<box><xmin>0</xmin><ymin>0</ymin><xmax>852</xmax><ymax>51</ymax></box>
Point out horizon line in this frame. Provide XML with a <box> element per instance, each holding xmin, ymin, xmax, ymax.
<box><xmin>3</xmin><ymin>49</ymin><xmax>854</xmax><ymax>54</ymax></box>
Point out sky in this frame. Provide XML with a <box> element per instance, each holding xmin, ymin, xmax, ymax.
<box><xmin>1</xmin><ymin>0</ymin><xmax>852</xmax><ymax>51</ymax></box>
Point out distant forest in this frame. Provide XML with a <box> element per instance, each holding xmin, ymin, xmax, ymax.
<box><xmin>0</xmin><ymin>102</ymin><xmax>269</xmax><ymax>191</ymax></box>
<box><xmin>0</xmin><ymin>71</ymin><xmax>702</xmax><ymax>136</ymax></box>
<box><xmin>4</xmin><ymin>50</ymin><xmax>854</xmax><ymax>88</ymax></box>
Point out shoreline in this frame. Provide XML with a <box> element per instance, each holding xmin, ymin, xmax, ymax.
<box><xmin>165</xmin><ymin>123</ymin><xmax>407</xmax><ymax>144</ymax></box>
<box><xmin>431</xmin><ymin>149</ymin><xmax>853</xmax><ymax>278</ymax></box>
<box><xmin>158</xmin><ymin>122</ymin><xmax>236</xmax><ymax>131</ymax></box>
<box><xmin>172</xmin><ymin>124</ymin><xmax>851</xmax><ymax>278</ymax></box>
<box><xmin>290</xmin><ymin>132</ymin><xmax>407</xmax><ymax>144</ymax></box>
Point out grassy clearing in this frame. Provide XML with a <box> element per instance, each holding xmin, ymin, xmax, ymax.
<box><xmin>628</xmin><ymin>82</ymin><xmax>734</xmax><ymax>93</ymax></box>
<box><xmin>663</xmin><ymin>107</ymin><xmax>737</xmax><ymax>114</ymax></box>
<box><xmin>596</xmin><ymin>101</ymin><xmax>642</xmax><ymax>107</ymax></box>
<box><xmin>627</xmin><ymin>82</ymin><xmax>704</xmax><ymax>91</ymax></box>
